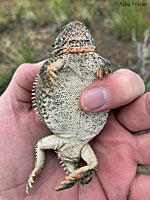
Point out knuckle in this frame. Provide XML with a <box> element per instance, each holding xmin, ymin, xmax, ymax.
<box><xmin>16</xmin><ymin>63</ymin><xmax>31</xmax><ymax>75</ymax></box>
<box><xmin>116</xmin><ymin>69</ymin><xmax>145</xmax><ymax>94</ymax></box>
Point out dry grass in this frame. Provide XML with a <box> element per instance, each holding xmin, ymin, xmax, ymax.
<box><xmin>0</xmin><ymin>0</ymin><xmax>150</xmax><ymax>94</ymax></box>
<box><xmin>106</xmin><ymin>0</ymin><xmax>150</xmax><ymax>40</ymax></box>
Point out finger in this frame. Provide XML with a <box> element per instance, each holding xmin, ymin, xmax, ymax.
<box><xmin>129</xmin><ymin>174</ymin><xmax>150</xmax><ymax>200</ymax></box>
<box><xmin>116</xmin><ymin>92</ymin><xmax>150</xmax><ymax>132</ymax></box>
<box><xmin>134</xmin><ymin>133</ymin><xmax>150</xmax><ymax>165</ymax></box>
<box><xmin>4</xmin><ymin>60</ymin><xmax>47</xmax><ymax>104</ymax></box>
<box><xmin>80</xmin><ymin>69</ymin><xmax>145</xmax><ymax>112</ymax></box>
<box><xmin>93</xmin><ymin>113</ymin><xmax>137</xmax><ymax>200</ymax></box>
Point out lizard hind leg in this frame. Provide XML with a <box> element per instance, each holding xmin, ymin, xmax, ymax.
<box><xmin>55</xmin><ymin>143</ymin><xmax>98</xmax><ymax>191</ymax></box>
<box><xmin>66</xmin><ymin>143</ymin><xmax>98</xmax><ymax>183</ymax></box>
<box><xmin>26</xmin><ymin>135</ymin><xmax>64</xmax><ymax>194</ymax></box>
<box><xmin>55</xmin><ymin>161</ymin><xmax>78</xmax><ymax>191</ymax></box>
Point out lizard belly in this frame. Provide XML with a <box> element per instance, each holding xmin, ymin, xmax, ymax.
<box><xmin>35</xmin><ymin>53</ymin><xmax>108</xmax><ymax>142</ymax></box>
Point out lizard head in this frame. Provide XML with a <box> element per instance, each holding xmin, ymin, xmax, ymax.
<box><xmin>52</xmin><ymin>21</ymin><xmax>95</xmax><ymax>55</ymax></box>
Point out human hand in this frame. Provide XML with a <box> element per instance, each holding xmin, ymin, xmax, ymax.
<box><xmin>0</xmin><ymin>62</ymin><xmax>149</xmax><ymax>200</ymax></box>
<box><xmin>80</xmin><ymin>69</ymin><xmax>150</xmax><ymax>200</ymax></box>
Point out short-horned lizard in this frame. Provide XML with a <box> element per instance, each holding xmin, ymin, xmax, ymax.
<box><xmin>26</xmin><ymin>21</ymin><xmax>112</xmax><ymax>194</ymax></box>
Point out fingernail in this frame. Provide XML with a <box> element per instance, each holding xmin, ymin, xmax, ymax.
<box><xmin>34</xmin><ymin>59</ymin><xmax>48</xmax><ymax>67</ymax></box>
<box><xmin>81</xmin><ymin>87</ymin><xmax>108</xmax><ymax>111</ymax></box>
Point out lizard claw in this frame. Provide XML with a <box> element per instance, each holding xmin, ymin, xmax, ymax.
<box><xmin>47</xmin><ymin>66</ymin><xmax>58</xmax><ymax>86</ymax></box>
<box><xmin>94</xmin><ymin>66</ymin><xmax>112</xmax><ymax>79</ymax></box>
<box><xmin>103</xmin><ymin>66</ymin><xmax>112</xmax><ymax>76</ymax></box>
<box><xmin>26</xmin><ymin>167</ymin><xmax>41</xmax><ymax>194</ymax></box>
<box><xmin>26</xmin><ymin>174</ymin><xmax>34</xmax><ymax>194</ymax></box>
<box><xmin>30</xmin><ymin>176</ymin><xmax>35</xmax><ymax>183</ymax></box>
<box><xmin>55</xmin><ymin>180</ymin><xmax>76</xmax><ymax>191</ymax></box>
<box><xmin>94</xmin><ymin>67</ymin><xmax>103</xmax><ymax>79</ymax></box>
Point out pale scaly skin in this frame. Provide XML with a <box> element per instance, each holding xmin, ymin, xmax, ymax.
<box><xmin>26</xmin><ymin>21</ymin><xmax>112</xmax><ymax>194</ymax></box>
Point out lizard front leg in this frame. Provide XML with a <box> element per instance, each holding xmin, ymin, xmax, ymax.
<box><xmin>39</xmin><ymin>57</ymin><xmax>66</xmax><ymax>87</ymax></box>
<box><xmin>94</xmin><ymin>56</ymin><xmax>112</xmax><ymax>79</ymax></box>
<box><xmin>26</xmin><ymin>135</ymin><xmax>64</xmax><ymax>194</ymax></box>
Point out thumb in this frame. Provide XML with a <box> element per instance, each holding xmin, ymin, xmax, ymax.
<box><xmin>2</xmin><ymin>60</ymin><xmax>47</xmax><ymax>108</ymax></box>
<box><xmin>80</xmin><ymin>69</ymin><xmax>145</xmax><ymax>113</ymax></box>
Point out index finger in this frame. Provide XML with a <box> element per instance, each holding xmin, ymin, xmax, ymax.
<box><xmin>80</xmin><ymin>69</ymin><xmax>145</xmax><ymax>112</ymax></box>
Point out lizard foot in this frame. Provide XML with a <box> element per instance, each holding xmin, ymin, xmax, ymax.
<box><xmin>103</xmin><ymin>66</ymin><xmax>112</xmax><ymax>76</ymax></box>
<box><xmin>47</xmin><ymin>65</ymin><xmax>58</xmax><ymax>85</ymax></box>
<box><xmin>94</xmin><ymin>67</ymin><xmax>103</xmax><ymax>79</ymax></box>
<box><xmin>55</xmin><ymin>176</ymin><xmax>92</xmax><ymax>191</ymax></box>
<box><xmin>26</xmin><ymin>167</ymin><xmax>41</xmax><ymax>194</ymax></box>
<box><xmin>79</xmin><ymin>175</ymin><xmax>92</xmax><ymax>185</ymax></box>
<box><xmin>94</xmin><ymin>66</ymin><xmax>112</xmax><ymax>79</ymax></box>
<box><xmin>55</xmin><ymin>167</ymin><xmax>96</xmax><ymax>191</ymax></box>
<box><xmin>55</xmin><ymin>180</ymin><xmax>76</xmax><ymax>191</ymax></box>
<box><xmin>40</xmin><ymin>60</ymin><xmax>58</xmax><ymax>86</ymax></box>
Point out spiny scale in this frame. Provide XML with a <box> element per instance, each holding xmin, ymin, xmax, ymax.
<box><xmin>31</xmin><ymin>78</ymin><xmax>38</xmax><ymax>115</ymax></box>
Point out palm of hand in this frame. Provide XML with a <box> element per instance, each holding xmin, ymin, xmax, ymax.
<box><xmin>0</xmin><ymin>63</ymin><xmax>149</xmax><ymax>200</ymax></box>
<box><xmin>0</xmin><ymin>108</ymin><xmax>136</xmax><ymax>199</ymax></box>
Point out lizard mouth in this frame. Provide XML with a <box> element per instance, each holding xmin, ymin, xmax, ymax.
<box><xmin>57</xmin><ymin>45</ymin><xmax>95</xmax><ymax>54</ymax></box>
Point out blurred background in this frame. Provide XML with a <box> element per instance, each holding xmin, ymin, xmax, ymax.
<box><xmin>0</xmin><ymin>0</ymin><xmax>150</xmax><ymax>95</ymax></box>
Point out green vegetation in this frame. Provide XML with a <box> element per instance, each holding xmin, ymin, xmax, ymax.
<box><xmin>13</xmin><ymin>0</ymin><xmax>53</xmax><ymax>27</ymax></box>
<box><xmin>49</xmin><ymin>0</ymin><xmax>98</xmax><ymax>26</ymax></box>
<box><xmin>16</xmin><ymin>36</ymin><xmax>36</xmax><ymax>65</ymax></box>
<box><xmin>0</xmin><ymin>0</ymin><xmax>150</xmax><ymax>95</ymax></box>
<box><xmin>0</xmin><ymin>71</ymin><xmax>13</xmax><ymax>95</ymax></box>
<box><xmin>0</xmin><ymin>8</ymin><xmax>10</xmax><ymax>32</ymax></box>
<box><xmin>12</xmin><ymin>0</ymin><xmax>98</xmax><ymax>28</ymax></box>
<box><xmin>14</xmin><ymin>0</ymin><xmax>40</xmax><ymax>26</ymax></box>
<box><xmin>106</xmin><ymin>0</ymin><xmax>150</xmax><ymax>40</ymax></box>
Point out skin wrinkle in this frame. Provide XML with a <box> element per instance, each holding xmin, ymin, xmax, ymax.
<box><xmin>115</xmin><ymin>92</ymin><xmax>150</xmax><ymax>133</ymax></box>
<box><xmin>78</xmin><ymin>173</ymin><xmax>107</xmax><ymax>200</ymax></box>
<box><xmin>13</xmin><ymin>75</ymin><xmax>33</xmax><ymax>104</ymax></box>
<box><xmin>114</xmin><ymin>110</ymin><xmax>136</xmax><ymax>135</ymax></box>
<box><xmin>10</xmin><ymin>64</ymin><xmax>40</xmax><ymax>107</ymax></box>
<box><xmin>145</xmin><ymin>92</ymin><xmax>150</xmax><ymax>123</ymax></box>
<box><xmin>128</xmin><ymin>174</ymin><xmax>142</xmax><ymax>200</ymax></box>
<box><xmin>125</xmin><ymin>140</ymin><xmax>145</xmax><ymax>199</ymax></box>
<box><xmin>134</xmin><ymin>135</ymin><xmax>145</xmax><ymax>165</ymax></box>
<box><xmin>95</xmin><ymin>172</ymin><xmax>108</xmax><ymax>200</ymax></box>
<box><xmin>77</xmin><ymin>182</ymin><xmax>79</xmax><ymax>200</ymax></box>
<box><xmin>109</xmin><ymin>116</ymin><xmax>141</xmax><ymax>165</ymax></box>
<box><xmin>0</xmin><ymin>180</ymin><xmax>27</xmax><ymax>199</ymax></box>
<box><xmin>127</xmin><ymin>175</ymin><xmax>137</xmax><ymax>200</ymax></box>
<box><xmin>134</xmin><ymin>133</ymin><xmax>150</xmax><ymax>166</ymax></box>
<box><xmin>15</xmin><ymin>74</ymin><xmax>32</xmax><ymax>93</ymax></box>
<box><xmin>16</xmin><ymin>63</ymin><xmax>39</xmax><ymax>88</ymax></box>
